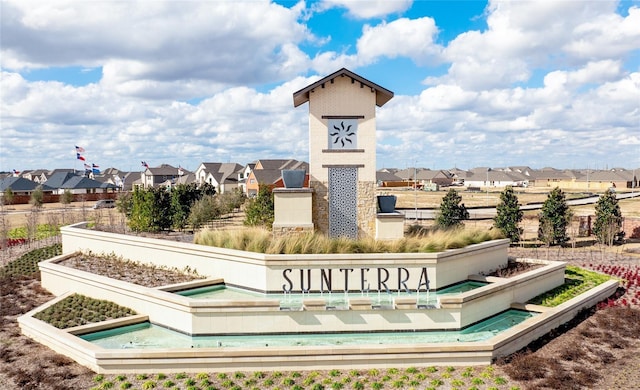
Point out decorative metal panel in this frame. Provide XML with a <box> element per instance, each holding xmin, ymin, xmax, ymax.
<box><xmin>327</xmin><ymin>119</ymin><xmax>358</xmax><ymax>149</ymax></box>
<box><xmin>328</xmin><ymin>167</ymin><xmax>358</xmax><ymax>239</ymax></box>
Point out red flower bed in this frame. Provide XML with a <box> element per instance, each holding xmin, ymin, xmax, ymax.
<box><xmin>0</xmin><ymin>238</ymin><xmax>27</xmax><ymax>249</ymax></box>
<box><xmin>583</xmin><ymin>262</ymin><xmax>640</xmax><ymax>309</ymax></box>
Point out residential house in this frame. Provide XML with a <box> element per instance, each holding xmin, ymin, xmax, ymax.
<box><xmin>21</xmin><ymin>169</ymin><xmax>50</xmax><ymax>183</ymax></box>
<box><xmin>463</xmin><ymin>168</ymin><xmax>526</xmax><ymax>188</ymax></box>
<box><xmin>194</xmin><ymin>162</ymin><xmax>244</xmax><ymax>194</ymax></box>
<box><xmin>43</xmin><ymin>172</ymin><xmax>116</xmax><ymax>195</ymax></box>
<box><xmin>572</xmin><ymin>169</ymin><xmax>636</xmax><ymax>191</ymax></box>
<box><xmin>376</xmin><ymin>170</ymin><xmax>404</xmax><ymax>187</ymax></box>
<box><xmin>0</xmin><ymin>176</ymin><xmax>53</xmax><ymax>197</ymax></box>
<box><xmin>416</xmin><ymin>169</ymin><xmax>455</xmax><ymax>188</ymax></box>
<box><xmin>448</xmin><ymin>168</ymin><xmax>470</xmax><ymax>186</ymax></box>
<box><xmin>94</xmin><ymin>168</ymin><xmax>139</xmax><ymax>191</ymax></box>
<box><xmin>527</xmin><ymin>167</ymin><xmax>572</xmax><ymax>188</ymax></box>
<box><xmin>238</xmin><ymin>163</ymin><xmax>256</xmax><ymax>194</ymax></box>
<box><xmin>245</xmin><ymin>159</ymin><xmax>308</xmax><ymax>196</ymax></box>
<box><xmin>141</xmin><ymin>164</ymin><xmax>185</xmax><ymax>188</ymax></box>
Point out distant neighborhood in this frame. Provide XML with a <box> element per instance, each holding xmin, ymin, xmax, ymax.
<box><xmin>0</xmin><ymin>160</ymin><xmax>638</xmax><ymax>204</ymax></box>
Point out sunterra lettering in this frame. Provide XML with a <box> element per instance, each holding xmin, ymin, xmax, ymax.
<box><xmin>282</xmin><ymin>267</ymin><xmax>430</xmax><ymax>294</ymax></box>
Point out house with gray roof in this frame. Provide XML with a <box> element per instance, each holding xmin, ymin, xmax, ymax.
<box><xmin>194</xmin><ymin>162</ymin><xmax>244</xmax><ymax>194</ymax></box>
<box><xmin>573</xmin><ymin>169</ymin><xmax>637</xmax><ymax>191</ymax></box>
<box><xmin>0</xmin><ymin>177</ymin><xmax>53</xmax><ymax>196</ymax></box>
<box><xmin>141</xmin><ymin>164</ymin><xmax>190</xmax><ymax>188</ymax></box>
<box><xmin>91</xmin><ymin>168</ymin><xmax>138</xmax><ymax>191</ymax></box>
<box><xmin>245</xmin><ymin>159</ymin><xmax>308</xmax><ymax>196</ymax></box>
<box><xmin>376</xmin><ymin>170</ymin><xmax>403</xmax><ymax>187</ymax></box>
<box><xmin>463</xmin><ymin>168</ymin><xmax>527</xmax><ymax>188</ymax></box>
<box><xmin>43</xmin><ymin>172</ymin><xmax>116</xmax><ymax>194</ymax></box>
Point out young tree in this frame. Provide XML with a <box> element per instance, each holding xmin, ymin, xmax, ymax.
<box><xmin>29</xmin><ymin>186</ymin><xmax>44</xmax><ymax>208</ymax></box>
<box><xmin>60</xmin><ymin>189</ymin><xmax>74</xmax><ymax>206</ymax></box>
<box><xmin>493</xmin><ymin>186</ymin><xmax>523</xmax><ymax>242</ymax></box>
<box><xmin>538</xmin><ymin>187</ymin><xmax>572</xmax><ymax>246</ymax></box>
<box><xmin>593</xmin><ymin>189</ymin><xmax>624</xmax><ymax>246</ymax></box>
<box><xmin>128</xmin><ymin>187</ymin><xmax>154</xmax><ymax>232</ymax></box>
<box><xmin>116</xmin><ymin>191</ymin><xmax>133</xmax><ymax>218</ymax></box>
<box><xmin>187</xmin><ymin>194</ymin><xmax>221</xmax><ymax>230</ymax></box>
<box><xmin>60</xmin><ymin>189</ymin><xmax>73</xmax><ymax>224</ymax></box>
<box><xmin>128</xmin><ymin>187</ymin><xmax>172</xmax><ymax>232</ymax></box>
<box><xmin>171</xmin><ymin>183</ymin><xmax>201</xmax><ymax>230</ymax></box>
<box><xmin>217</xmin><ymin>189</ymin><xmax>246</xmax><ymax>215</ymax></box>
<box><xmin>149</xmin><ymin>187</ymin><xmax>173</xmax><ymax>231</ymax></box>
<box><xmin>435</xmin><ymin>188</ymin><xmax>469</xmax><ymax>229</ymax></box>
<box><xmin>244</xmin><ymin>185</ymin><xmax>274</xmax><ymax>228</ymax></box>
<box><xmin>3</xmin><ymin>188</ymin><xmax>14</xmax><ymax>206</ymax></box>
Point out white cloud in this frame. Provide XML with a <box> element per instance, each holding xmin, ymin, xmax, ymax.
<box><xmin>318</xmin><ymin>0</ymin><xmax>412</xmax><ymax>19</ymax></box>
<box><xmin>1</xmin><ymin>0</ymin><xmax>311</xmax><ymax>98</ymax></box>
<box><xmin>373</xmin><ymin>65</ymin><xmax>640</xmax><ymax>169</ymax></box>
<box><xmin>1</xmin><ymin>1</ymin><xmax>638</xmax><ymax>172</ymax></box>
<box><xmin>312</xmin><ymin>16</ymin><xmax>442</xmax><ymax>73</ymax></box>
<box><xmin>311</xmin><ymin>52</ymin><xmax>359</xmax><ymax>75</ymax></box>
<box><xmin>434</xmin><ymin>0</ymin><xmax>636</xmax><ymax>90</ymax></box>
<box><xmin>357</xmin><ymin>17</ymin><xmax>442</xmax><ymax>65</ymax></box>
<box><xmin>543</xmin><ymin>60</ymin><xmax>624</xmax><ymax>91</ymax></box>
<box><xmin>564</xmin><ymin>6</ymin><xmax>640</xmax><ymax>60</ymax></box>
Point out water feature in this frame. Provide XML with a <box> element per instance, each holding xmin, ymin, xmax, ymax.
<box><xmin>81</xmin><ymin>309</ymin><xmax>535</xmax><ymax>349</ymax></box>
<box><xmin>174</xmin><ymin>280</ymin><xmax>488</xmax><ymax>309</ymax></box>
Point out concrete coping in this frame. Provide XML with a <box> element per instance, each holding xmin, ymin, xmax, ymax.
<box><xmin>272</xmin><ymin>188</ymin><xmax>314</xmax><ymax>193</ymax></box>
<box><xmin>376</xmin><ymin>212</ymin><xmax>404</xmax><ymax>219</ymax></box>
<box><xmin>302</xmin><ymin>299</ymin><xmax>327</xmax><ymax>310</ymax></box>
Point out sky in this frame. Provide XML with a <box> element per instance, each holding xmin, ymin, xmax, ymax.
<box><xmin>1</xmin><ymin>0</ymin><xmax>639</xmax><ymax>174</ymax></box>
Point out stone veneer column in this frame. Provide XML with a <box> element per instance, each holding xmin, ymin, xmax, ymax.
<box><xmin>310</xmin><ymin>180</ymin><xmax>376</xmax><ymax>239</ymax></box>
<box><xmin>310</xmin><ymin>180</ymin><xmax>329</xmax><ymax>235</ymax></box>
<box><xmin>357</xmin><ymin>181</ymin><xmax>376</xmax><ymax>238</ymax></box>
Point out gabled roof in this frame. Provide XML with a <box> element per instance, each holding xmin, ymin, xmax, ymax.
<box><xmin>376</xmin><ymin>171</ymin><xmax>403</xmax><ymax>182</ymax></box>
<box><xmin>43</xmin><ymin>172</ymin><xmax>113</xmax><ymax>190</ymax></box>
<box><xmin>255</xmin><ymin>159</ymin><xmax>308</xmax><ymax>171</ymax></box>
<box><xmin>200</xmin><ymin>162</ymin><xmax>244</xmax><ymax>184</ymax></box>
<box><xmin>293</xmin><ymin>68</ymin><xmax>394</xmax><ymax>108</ymax></box>
<box><xmin>22</xmin><ymin>169</ymin><xmax>48</xmax><ymax>177</ymax></box>
<box><xmin>176</xmin><ymin>172</ymin><xmax>196</xmax><ymax>185</ymax></box>
<box><xmin>251</xmin><ymin>169</ymin><xmax>283</xmax><ymax>185</ymax></box>
<box><xmin>575</xmin><ymin>170</ymin><xmax>630</xmax><ymax>182</ymax></box>
<box><xmin>43</xmin><ymin>172</ymin><xmax>78</xmax><ymax>188</ymax></box>
<box><xmin>146</xmin><ymin>164</ymin><xmax>180</xmax><ymax>175</ymax></box>
<box><xmin>0</xmin><ymin>177</ymin><xmax>53</xmax><ymax>192</ymax></box>
<box><xmin>416</xmin><ymin>169</ymin><xmax>453</xmax><ymax>181</ymax></box>
<box><xmin>393</xmin><ymin>168</ymin><xmax>425</xmax><ymax>180</ymax></box>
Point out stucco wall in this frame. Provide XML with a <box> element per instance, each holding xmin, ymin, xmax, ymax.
<box><xmin>307</xmin><ymin>76</ymin><xmax>376</xmax><ymax>183</ymax></box>
<box><xmin>60</xmin><ymin>223</ymin><xmax>511</xmax><ymax>293</ymax></box>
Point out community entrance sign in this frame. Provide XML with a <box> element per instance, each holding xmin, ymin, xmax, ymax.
<box><xmin>293</xmin><ymin>68</ymin><xmax>394</xmax><ymax>239</ymax></box>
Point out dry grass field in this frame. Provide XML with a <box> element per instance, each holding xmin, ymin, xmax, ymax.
<box><xmin>392</xmin><ymin>187</ymin><xmax>640</xmax><ymax>242</ymax></box>
<box><xmin>2</xmin><ymin>188</ymin><xmax>638</xmax><ymax>245</ymax></box>
<box><xmin>391</xmin><ymin>186</ymin><xmax>640</xmax><ymax>215</ymax></box>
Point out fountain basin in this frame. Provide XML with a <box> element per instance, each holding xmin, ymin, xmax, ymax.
<box><xmin>17</xmin><ymin>223</ymin><xmax>619</xmax><ymax>373</ymax></box>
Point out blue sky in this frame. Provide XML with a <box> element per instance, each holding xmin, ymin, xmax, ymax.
<box><xmin>1</xmin><ymin>0</ymin><xmax>639</xmax><ymax>174</ymax></box>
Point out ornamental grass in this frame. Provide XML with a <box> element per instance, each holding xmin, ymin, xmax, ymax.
<box><xmin>194</xmin><ymin>227</ymin><xmax>504</xmax><ymax>254</ymax></box>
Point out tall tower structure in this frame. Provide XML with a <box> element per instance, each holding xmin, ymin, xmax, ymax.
<box><xmin>293</xmin><ymin>68</ymin><xmax>394</xmax><ymax>239</ymax></box>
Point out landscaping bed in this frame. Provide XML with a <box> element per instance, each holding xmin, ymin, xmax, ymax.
<box><xmin>58</xmin><ymin>252</ymin><xmax>205</xmax><ymax>287</ymax></box>
<box><xmin>2</xmin><ymin>243</ymin><xmax>640</xmax><ymax>389</ymax></box>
